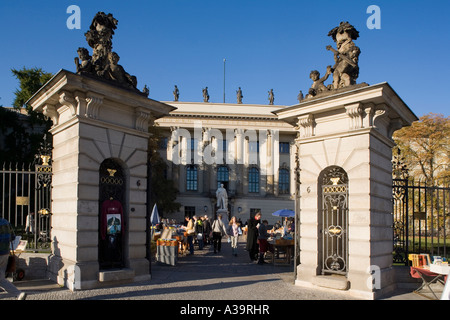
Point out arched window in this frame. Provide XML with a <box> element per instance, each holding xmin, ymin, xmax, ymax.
<box><xmin>186</xmin><ymin>165</ymin><xmax>198</xmax><ymax>191</ymax></box>
<box><xmin>279</xmin><ymin>168</ymin><xmax>290</xmax><ymax>194</ymax></box>
<box><xmin>248</xmin><ymin>167</ymin><xmax>259</xmax><ymax>193</ymax></box>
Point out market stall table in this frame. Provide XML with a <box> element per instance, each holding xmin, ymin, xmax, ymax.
<box><xmin>430</xmin><ymin>264</ymin><xmax>450</xmax><ymax>300</ymax></box>
<box><xmin>410</xmin><ymin>266</ymin><xmax>446</xmax><ymax>299</ymax></box>
<box><xmin>270</xmin><ymin>239</ymin><xmax>294</xmax><ymax>266</ymax></box>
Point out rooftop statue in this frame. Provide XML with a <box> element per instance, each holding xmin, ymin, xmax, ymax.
<box><xmin>202</xmin><ymin>87</ymin><xmax>210</xmax><ymax>102</ymax></box>
<box><xmin>268</xmin><ymin>89</ymin><xmax>274</xmax><ymax>105</ymax></box>
<box><xmin>236</xmin><ymin>87</ymin><xmax>243</xmax><ymax>104</ymax></box>
<box><xmin>173</xmin><ymin>85</ymin><xmax>180</xmax><ymax>101</ymax></box>
<box><xmin>74</xmin><ymin>12</ymin><xmax>141</xmax><ymax>93</ymax></box>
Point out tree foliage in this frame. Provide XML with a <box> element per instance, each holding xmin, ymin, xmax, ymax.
<box><xmin>12</xmin><ymin>67</ymin><xmax>53</xmax><ymax>112</ymax></box>
<box><xmin>0</xmin><ymin>68</ymin><xmax>53</xmax><ymax>164</ymax></box>
<box><xmin>147</xmin><ymin>124</ymin><xmax>181</xmax><ymax>217</ymax></box>
<box><xmin>393</xmin><ymin>113</ymin><xmax>449</xmax><ymax>185</ymax></box>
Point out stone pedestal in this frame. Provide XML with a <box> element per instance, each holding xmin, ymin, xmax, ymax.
<box><xmin>29</xmin><ymin>70</ymin><xmax>174</xmax><ymax>290</ymax></box>
<box><xmin>216</xmin><ymin>208</ymin><xmax>229</xmax><ymax>222</ymax></box>
<box><xmin>276</xmin><ymin>83</ymin><xmax>417</xmax><ymax>299</ymax></box>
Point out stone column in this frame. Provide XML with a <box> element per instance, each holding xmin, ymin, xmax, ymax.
<box><xmin>275</xmin><ymin>83</ymin><xmax>417</xmax><ymax>299</ymax></box>
<box><xmin>29</xmin><ymin>70</ymin><xmax>174</xmax><ymax>290</ymax></box>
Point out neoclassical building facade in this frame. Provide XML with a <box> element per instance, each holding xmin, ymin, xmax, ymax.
<box><xmin>155</xmin><ymin>101</ymin><xmax>297</xmax><ymax>224</ymax></box>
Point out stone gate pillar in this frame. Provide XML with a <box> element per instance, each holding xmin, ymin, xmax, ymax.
<box><xmin>29</xmin><ymin>70</ymin><xmax>174</xmax><ymax>290</ymax></box>
<box><xmin>276</xmin><ymin>83</ymin><xmax>417</xmax><ymax>299</ymax></box>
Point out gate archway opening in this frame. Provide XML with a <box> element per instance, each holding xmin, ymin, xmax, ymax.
<box><xmin>98</xmin><ymin>158</ymin><xmax>128</xmax><ymax>270</ymax></box>
<box><xmin>318</xmin><ymin>166</ymin><xmax>349</xmax><ymax>276</ymax></box>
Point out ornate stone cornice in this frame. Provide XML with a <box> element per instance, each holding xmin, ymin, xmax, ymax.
<box><xmin>296</xmin><ymin>114</ymin><xmax>316</xmax><ymax>138</ymax></box>
<box><xmin>59</xmin><ymin>90</ymin><xmax>77</xmax><ymax>116</ymax></box>
<box><xmin>85</xmin><ymin>93</ymin><xmax>103</xmax><ymax>119</ymax></box>
<box><xmin>42</xmin><ymin>104</ymin><xmax>58</xmax><ymax>125</ymax></box>
<box><xmin>135</xmin><ymin>107</ymin><xmax>152</xmax><ymax>132</ymax></box>
<box><xmin>345</xmin><ymin>103</ymin><xmax>365</xmax><ymax>129</ymax></box>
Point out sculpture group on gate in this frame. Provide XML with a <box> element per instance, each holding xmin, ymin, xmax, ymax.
<box><xmin>304</xmin><ymin>21</ymin><xmax>366</xmax><ymax>100</ymax></box>
<box><xmin>74</xmin><ymin>12</ymin><xmax>148</xmax><ymax>96</ymax></box>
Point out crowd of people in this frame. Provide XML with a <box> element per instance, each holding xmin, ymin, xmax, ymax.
<box><xmin>156</xmin><ymin>212</ymin><xmax>294</xmax><ymax>265</ymax></box>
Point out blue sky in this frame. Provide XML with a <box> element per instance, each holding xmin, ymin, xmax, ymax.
<box><xmin>0</xmin><ymin>0</ymin><xmax>449</xmax><ymax>117</ymax></box>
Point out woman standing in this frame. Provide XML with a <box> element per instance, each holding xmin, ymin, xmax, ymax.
<box><xmin>227</xmin><ymin>216</ymin><xmax>242</xmax><ymax>256</ymax></box>
<box><xmin>211</xmin><ymin>214</ymin><xmax>228</xmax><ymax>253</ymax></box>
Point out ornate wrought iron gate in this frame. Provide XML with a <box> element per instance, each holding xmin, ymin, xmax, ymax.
<box><xmin>392</xmin><ymin>151</ymin><xmax>449</xmax><ymax>264</ymax></box>
<box><xmin>0</xmin><ymin>141</ymin><xmax>52</xmax><ymax>250</ymax></box>
<box><xmin>319</xmin><ymin>166</ymin><xmax>349</xmax><ymax>275</ymax></box>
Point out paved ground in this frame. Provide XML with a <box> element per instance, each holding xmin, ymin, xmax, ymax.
<box><xmin>0</xmin><ymin>238</ymin><xmax>437</xmax><ymax>304</ymax></box>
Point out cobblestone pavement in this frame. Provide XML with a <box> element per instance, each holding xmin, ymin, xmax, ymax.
<box><xmin>1</xmin><ymin>238</ymin><xmax>429</xmax><ymax>302</ymax></box>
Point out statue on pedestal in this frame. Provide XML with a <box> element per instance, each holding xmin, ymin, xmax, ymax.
<box><xmin>216</xmin><ymin>184</ymin><xmax>228</xmax><ymax>210</ymax></box>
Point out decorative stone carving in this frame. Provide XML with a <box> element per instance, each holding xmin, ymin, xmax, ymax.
<box><xmin>43</xmin><ymin>104</ymin><xmax>58</xmax><ymax>125</ymax></box>
<box><xmin>306</xmin><ymin>66</ymin><xmax>332</xmax><ymax>98</ymax></box>
<box><xmin>345</xmin><ymin>103</ymin><xmax>365</xmax><ymax>129</ymax></box>
<box><xmin>59</xmin><ymin>91</ymin><xmax>77</xmax><ymax>116</ymax></box>
<box><xmin>135</xmin><ymin>107</ymin><xmax>152</xmax><ymax>132</ymax></box>
<box><xmin>74</xmin><ymin>12</ymin><xmax>144</xmax><ymax>94</ymax></box>
<box><xmin>85</xmin><ymin>93</ymin><xmax>104</xmax><ymax>119</ymax></box>
<box><xmin>303</xmin><ymin>21</ymin><xmax>365</xmax><ymax>101</ymax></box>
<box><xmin>74</xmin><ymin>47</ymin><xmax>93</xmax><ymax>74</ymax></box>
<box><xmin>327</xmin><ymin>21</ymin><xmax>361</xmax><ymax>89</ymax></box>
<box><xmin>296</xmin><ymin>114</ymin><xmax>316</xmax><ymax>138</ymax></box>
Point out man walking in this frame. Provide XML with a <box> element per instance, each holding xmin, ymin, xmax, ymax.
<box><xmin>0</xmin><ymin>217</ymin><xmax>26</xmax><ymax>300</ymax></box>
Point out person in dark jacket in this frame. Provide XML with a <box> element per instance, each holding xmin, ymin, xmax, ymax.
<box><xmin>0</xmin><ymin>218</ymin><xmax>26</xmax><ymax>300</ymax></box>
<box><xmin>195</xmin><ymin>217</ymin><xmax>204</xmax><ymax>250</ymax></box>
<box><xmin>246</xmin><ymin>212</ymin><xmax>261</xmax><ymax>262</ymax></box>
<box><xmin>202</xmin><ymin>215</ymin><xmax>212</xmax><ymax>245</ymax></box>
<box><xmin>257</xmin><ymin>220</ymin><xmax>274</xmax><ymax>264</ymax></box>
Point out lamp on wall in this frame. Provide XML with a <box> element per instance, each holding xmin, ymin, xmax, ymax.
<box><xmin>238</xmin><ymin>207</ymin><xmax>242</xmax><ymax>213</ymax></box>
<box><xmin>204</xmin><ymin>205</ymin><xmax>208</xmax><ymax>213</ymax></box>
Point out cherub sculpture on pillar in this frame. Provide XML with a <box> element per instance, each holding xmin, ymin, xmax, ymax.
<box><xmin>74</xmin><ymin>12</ymin><xmax>144</xmax><ymax>93</ymax></box>
<box><xmin>303</xmin><ymin>21</ymin><xmax>363</xmax><ymax>100</ymax></box>
<box><xmin>326</xmin><ymin>21</ymin><xmax>361</xmax><ymax>89</ymax></box>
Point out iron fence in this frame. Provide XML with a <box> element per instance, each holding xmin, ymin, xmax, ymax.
<box><xmin>0</xmin><ymin>157</ymin><xmax>52</xmax><ymax>250</ymax></box>
<box><xmin>392</xmin><ymin>152</ymin><xmax>449</xmax><ymax>265</ymax></box>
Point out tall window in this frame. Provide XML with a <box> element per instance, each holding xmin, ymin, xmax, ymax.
<box><xmin>279</xmin><ymin>142</ymin><xmax>290</xmax><ymax>154</ymax></box>
<box><xmin>185</xmin><ymin>206</ymin><xmax>195</xmax><ymax>218</ymax></box>
<box><xmin>186</xmin><ymin>165</ymin><xmax>198</xmax><ymax>191</ymax></box>
<box><xmin>248</xmin><ymin>167</ymin><xmax>259</xmax><ymax>193</ymax></box>
<box><xmin>217</xmin><ymin>166</ymin><xmax>229</xmax><ymax>189</ymax></box>
<box><xmin>279</xmin><ymin>168</ymin><xmax>290</xmax><ymax>194</ymax></box>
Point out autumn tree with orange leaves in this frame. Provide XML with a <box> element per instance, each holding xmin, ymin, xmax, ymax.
<box><xmin>393</xmin><ymin>113</ymin><xmax>449</xmax><ymax>186</ymax></box>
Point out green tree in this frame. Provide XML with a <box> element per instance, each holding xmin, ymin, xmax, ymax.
<box><xmin>147</xmin><ymin>124</ymin><xmax>181</xmax><ymax>217</ymax></box>
<box><xmin>12</xmin><ymin>67</ymin><xmax>53</xmax><ymax>112</ymax></box>
<box><xmin>0</xmin><ymin>68</ymin><xmax>53</xmax><ymax>164</ymax></box>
